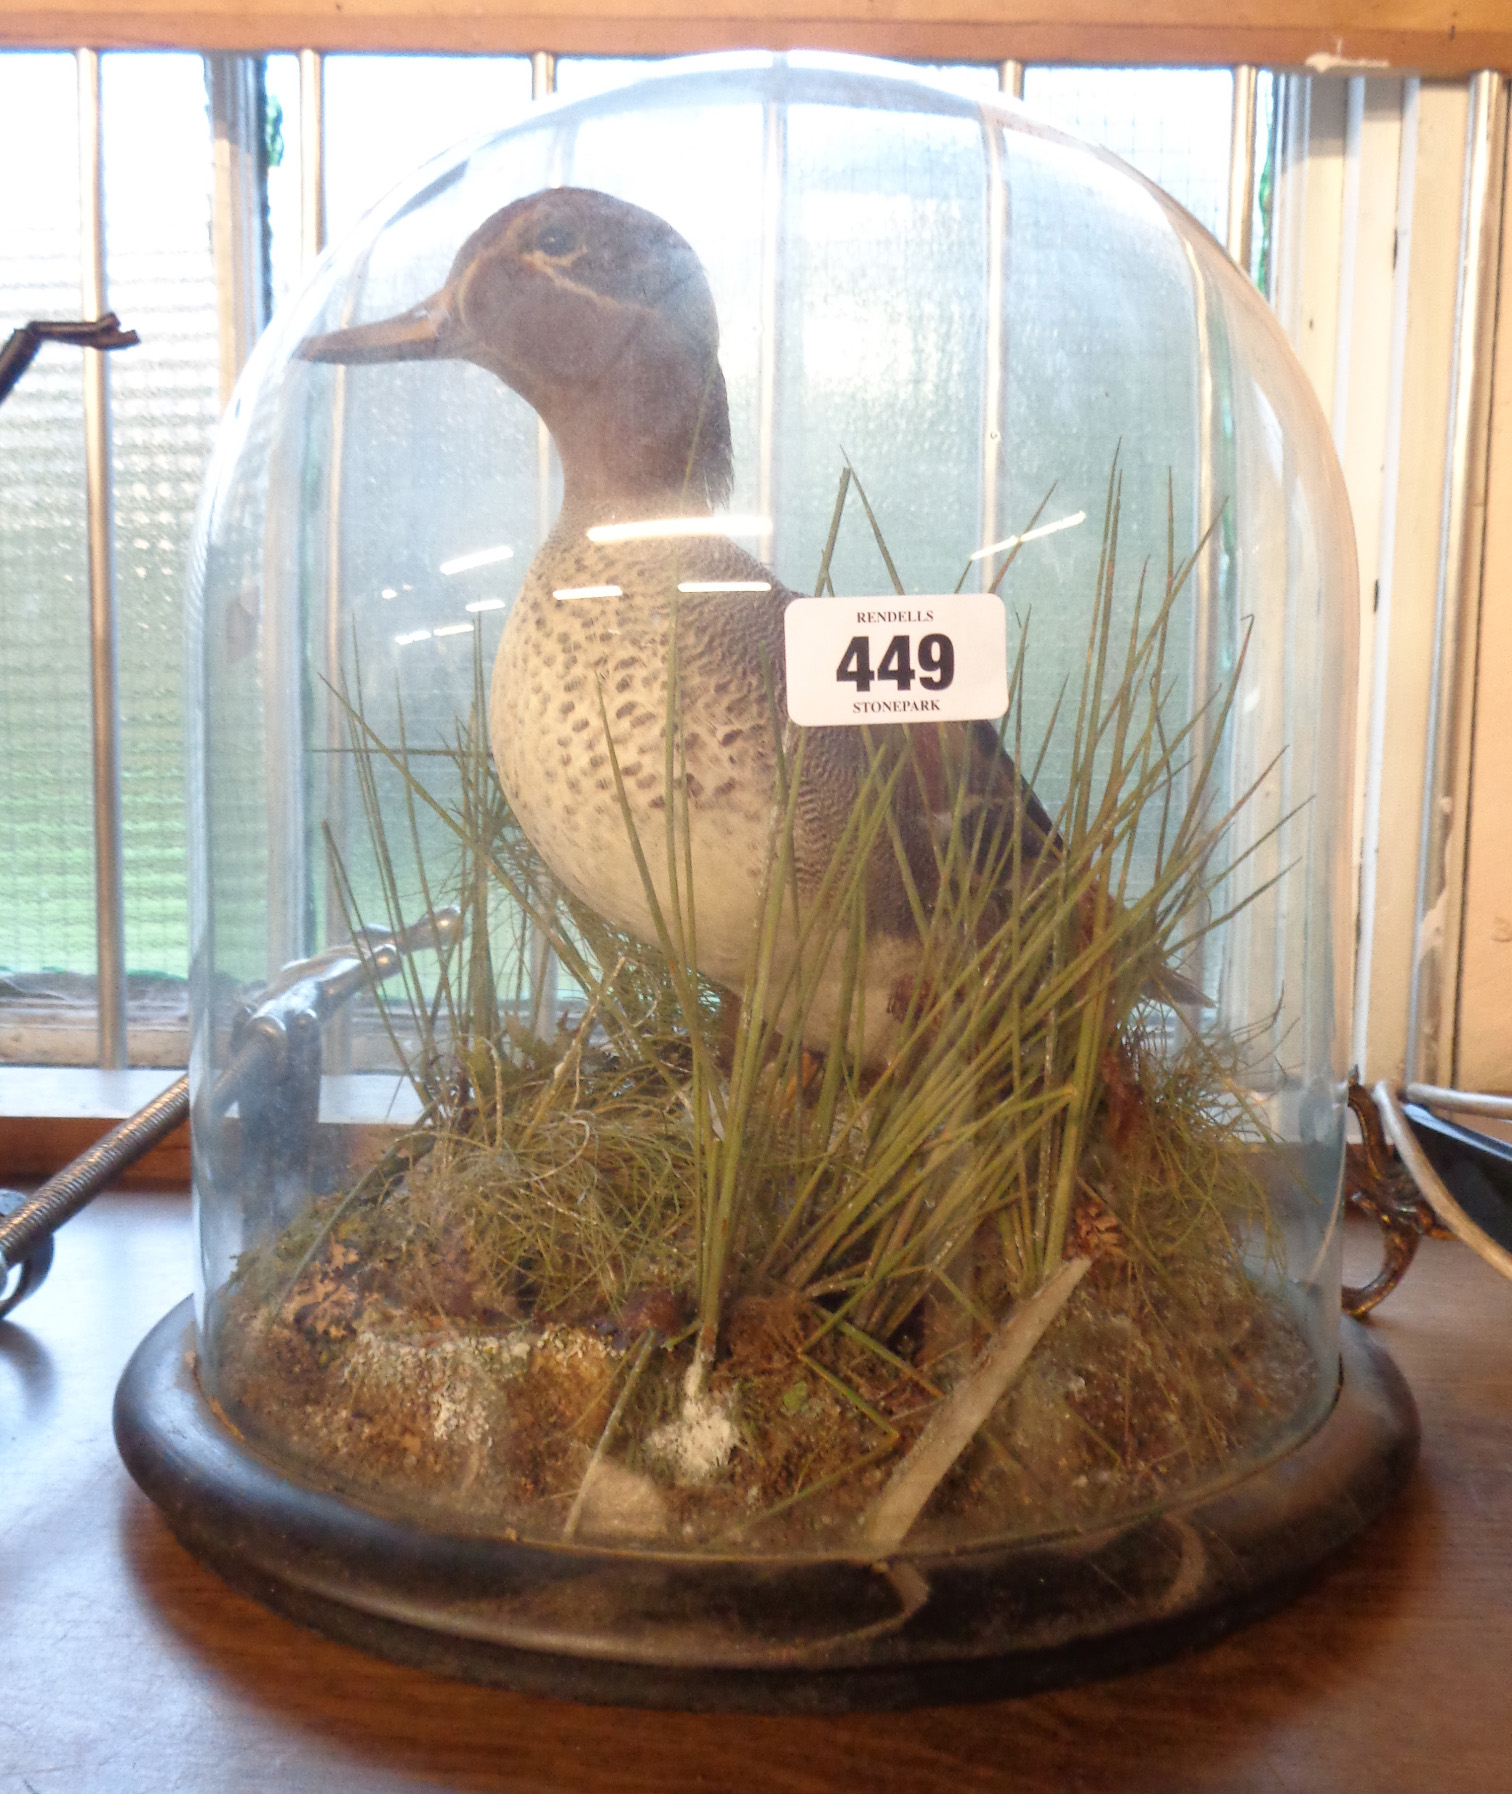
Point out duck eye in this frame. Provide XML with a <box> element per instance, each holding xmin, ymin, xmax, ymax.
<box><xmin>538</xmin><ymin>226</ymin><xmax>576</xmax><ymax>258</ymax></box>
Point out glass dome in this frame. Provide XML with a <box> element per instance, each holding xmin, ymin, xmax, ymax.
<box><xmin>185</xmin><ymin>56</ymin><xmax>1357</xmax><ymax>1565</ymax></box>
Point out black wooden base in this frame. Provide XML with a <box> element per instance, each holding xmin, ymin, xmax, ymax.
<box><xmin>115</xmin><ymin>1300</ymin><xmax>1418</xmax><ymax>1712</ymax></box>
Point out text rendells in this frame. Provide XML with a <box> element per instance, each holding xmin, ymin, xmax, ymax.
<box><xmin>783</xmin><ymin>594</ymin><xmax>1009</xmax><ymax>728</ymax></box>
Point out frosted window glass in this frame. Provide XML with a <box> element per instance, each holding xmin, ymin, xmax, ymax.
<box><xmin>773</xmin><ymin>100</ymin><xmax>988</xmax><ymax>598</ymax></box>
<box><xmin>0</xmin><ymin>56</ymin><xmax>94</xmax><ymax>996</ymax></box>
<box><xmin>789</xmin><ymin>50</ymin><xmax>1000</xmax><ymax>101</ymax></box>
<box><xmin>559</xmin><ymin>55</ymin><xmax>1000</xmax><ymax>104</ymax></box>
<box><xmin>555</xmin><ymin>57</ymin><xmax>665</xmax><ymax>100</ymax></box>
<box><xmin>103</xmin><ymin>52</ymin><xmax>221</xmax><ymax>991</ymax></box>
<box><xmin>323</xmin><ymin>55</ymin><xmax>533</xmax><ymax>248</ymax></box>
<box><xmin>908</xmin><ymin>62</ymin><xmax>1001</xmax><ymax>100</ymax></box>
<box><xmin>1023</xmin><ymin>67</ymin><xmax>1235</xmax><ymax>242</ymax></box>
<box><xmin>995</xmin><ymin>122</ymin><xmax>1203</xmax><ymax>855</ymax></box>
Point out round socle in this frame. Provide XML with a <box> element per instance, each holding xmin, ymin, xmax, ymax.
<box><xmin>116</xmin><ymin>1300</ymin><xmax>1416</xmax><ymax>1711</ymax></box>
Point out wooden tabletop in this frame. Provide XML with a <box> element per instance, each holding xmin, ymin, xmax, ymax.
<box><xmin>3</xmin><ymin>1192</ymin><xmax>1510</xmax><ymax>1794</ymax></box>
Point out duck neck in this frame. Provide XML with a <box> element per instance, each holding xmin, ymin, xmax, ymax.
<box><xmin>530</xmin><ymin>350</ymin><xmax>731</xmax><ymax>521</ymax></box>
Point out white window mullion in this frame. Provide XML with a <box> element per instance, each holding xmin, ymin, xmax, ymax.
<box><xmin>1457</xmin><ymin>103</ymin><xmax>1512</xmax><ymax>1096</ymax></box>
<box><xmin>1410</xmin><ymin>71</ymin><xmax>1507</xmax><ymax>1090</ymax></box>
<box><xmin>299</xmin><ymin>48</ymin><xmax>326</xmax><ymax>270</ymax></box>
<box><xmin>206</xmin><ymin>54</ymin><xmax>269</xmax><ymax>410</ymax></box>
<box><xmin>1349</xmin><ymin>78</ymin><xmax>1416</xmax><ymax>1082</ymax></box>
<box><xmin>1326</xmin><ymin>77</ymin><xmax>1406</xmax><ymax>1075</ymax></box>
<box><xmin>78</xmin><ymin>45</ymin><xmax>127</xmax><ymax>1071</ymax></box>
<box><xmin>1227</xmin><ymin>64</ymin><xmax>1258</xmax><ymax>270</ymax></box>
<box><xmin>1361</xmin><ymin>80</ymin><xmax>1472</xmax><ymax>1085</ymax></box>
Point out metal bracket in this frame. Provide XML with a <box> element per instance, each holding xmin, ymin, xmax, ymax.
<box><xmin>0</xmin><ymin>1189</ymin><xmax>55</xmax><ymax>1320</ymax></box>
<box><xmin>0</xmin><ymin>907</ymin><xmax>462</xmax><ymax>1316</ymax></box>
<box><xmin>0</xmin><ymin>313</ymin><xmax>138</xmax><ymax>409</ymax></box>
<box><xmin>211</xmin><ymin>907</ymin><xmax>462</xmax><ymax>1228</ymax></box>
<box><xmin>1342</xmin><ymin>1079</ymin><xmax>1453</xmax><ymax>1317</ymax></box>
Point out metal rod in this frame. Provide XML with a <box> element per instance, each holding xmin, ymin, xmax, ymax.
<box><xmin>322</xmin><ymin>347</ymin><xmax>352</xmax><ymax>1059</ymax></box>
<box><xmin>1374</xmin><ymin>1080</ymin><xmax>1512</xmax><ymax>1281</ymax></box>
<box><xmin>314</xmin><ymin>225</ymin><xmax>389</xmax><ymax>1046</ymax></box>
<box><xmin>998</xmin><ymin>61</ymin><xmax>1024</xmax><ymax>101</ymax></box>
<box><xmin>0</xmin><ymin>1076</ymin><xmax>188</xmax><ymax>1275</ymax></box>
<box><xmin>78</xmin><ymin>47</ymin><xmax>126</xmax><ymax>1072</ymax></box>
<box><xmin>533</xmin><ymin>51</ymin><xmax>559</xmax><ymax>543</ymax></box>
<box><xmin>1178</xmin><ymin>231</ymin><xmax>1221</xmax><ymax>1021</ymax></box>
<box><xmin>980</xmin><ymin>106</ymin><xmax>1006</xmax><ymax>592</ymax></box>
<box><xmin>1331</xmin><ymin>77</ymin><xmax>1366</xmax><ymax>452</ymax></box>
<box><xmin>756</xmin><ymin>97</ymin><xmax>783</xmax><ymax>571</ymax></box>
<box><xmin>0</xmin><ymin>316</ymin><xmax>136</xmax><ymax>410</ymax></box>
<box><xmin>1407</xmin><ymin>1082</ymin><xmax>1512</xmax><ymax>1121</ymax></box>
<box><xmin>317</xmin><ymin>219</ymin><xmax>383</xmax><ymax>1052</ymax></box>
<box><xmin>528</xmin><ymin>922</ymin><xmax>558</xmax><ymax>1038</ymax></box>
<box><xmin>1168</xmin><ymin>90</ymin><xmax>1245</xmax><ymax>1029</ymax></box>
<box><xmin>261</xmin><ymin>428</ymin><xmax>310</xmax><ymax>971</ymax></box>
<box><xmin>1227</xmin><ymin>65</ymin><xmax>1258</xmax><ymax>273</ymax></box>
<box><xmin>206</xmin><ymin>54</ymin><xmax>268</xmax><ymax>409</ymax></box>
<box><xmin>528</xmin><ymin>48</ymin><xmax>560</xmax><ymax>1037</ymax></box>
<box><xmin>1405</xmin><ymin>70</ymin><xmax>1505</xmax><ymax>1089</ymax></box>
<box><xmin>266</xmin><ymin>46</ymin><xmax>325</xmax><ymax>976</ymax></box>
<box><xmin>299</xmin><ymin>48</ymin><xmax>325</xmax><ymax>267</ymax></box>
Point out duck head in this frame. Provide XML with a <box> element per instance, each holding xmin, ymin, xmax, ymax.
<box><xmin>300</xmin><ymin>186</ymin><xmax>734</xmax><ymax>513</ymax></box>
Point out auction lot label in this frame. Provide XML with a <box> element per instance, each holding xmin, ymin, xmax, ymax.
<box><xmin>783</xmin><ymin>594</ymin><xmax>1009</xmax><ymax>727</ymax></box>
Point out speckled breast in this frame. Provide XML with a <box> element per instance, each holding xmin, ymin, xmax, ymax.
<box><xmin>488</xmin><ymin>528</ymin><xmax>787</xmax><ymax>995</ymax></box>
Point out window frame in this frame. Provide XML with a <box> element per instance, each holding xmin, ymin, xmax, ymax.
<box><xmin>1</xmin><ymin>44</ymin><xmax>1507</xmax><ymax>1178</ymax></box>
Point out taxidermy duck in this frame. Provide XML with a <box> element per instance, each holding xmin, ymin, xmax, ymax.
<box><xmin>302</xmin><ymin>187</ymin><xmax>1183</xmax><ymax>1067</ymax></box>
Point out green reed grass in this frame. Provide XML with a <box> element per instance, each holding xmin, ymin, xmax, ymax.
<box><xmin>316</xmin><ymin>463</ymin><xmax>1295</xmax><ymax>1402</ymax></box>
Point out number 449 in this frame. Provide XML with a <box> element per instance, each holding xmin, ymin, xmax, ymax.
<box><xmin>836</xmin><ymin>632</ymin><xmax>955</xmax><ymax>693</ymax></box>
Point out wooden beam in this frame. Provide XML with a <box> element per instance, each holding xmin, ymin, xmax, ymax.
<box><xmin>0</xmin><ymin>3</ymin><xmax>1508</xmax><ymax>72</ymax></box>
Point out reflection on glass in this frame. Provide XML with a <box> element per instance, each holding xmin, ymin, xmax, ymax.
<box><xmin>441</xmin><ymin>543</ymin><xmax>514</xmax><ymax>574</ymax></box>
<box><xmin>969</xmin><ymin>508</ymin><xmax>1086</xmax><ymax>562</ymax></box>
<box><xmin>677</xmin><ymin>580</ymin><xmax>771</xmax><ymax>593</ymax></box>
<box><xmin>587</xmin><ymin>515</ymin><xmax>772</xmax><ymax>544</ymax></box>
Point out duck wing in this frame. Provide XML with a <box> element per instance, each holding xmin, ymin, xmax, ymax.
<box><xmin>645</xmin><ymin>538</ymin><xmax>1058</xmax><ymax>945</ymax></box>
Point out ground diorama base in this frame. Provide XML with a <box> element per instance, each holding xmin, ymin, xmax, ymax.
<box><xmin>115</xmin><ymin>1301</ymin><xmax>1417</xmax><ymax>1712</ymax></box>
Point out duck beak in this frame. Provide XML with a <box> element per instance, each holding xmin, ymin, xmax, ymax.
<box><xmin>299</xmin><ymin>290</ymin><xmax>455</xmax><ymax>364</ymax></box>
